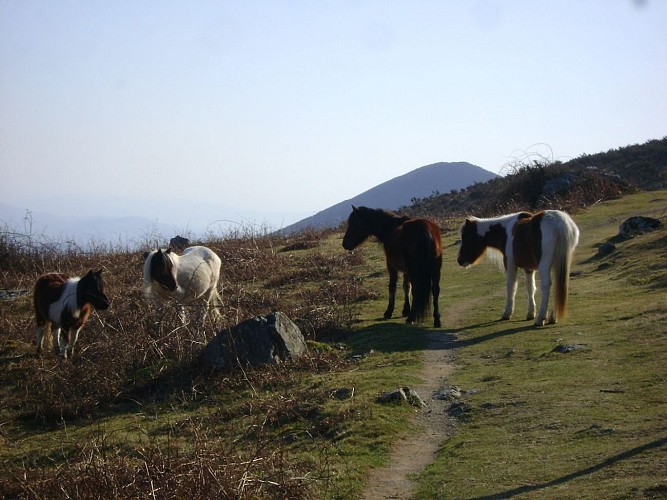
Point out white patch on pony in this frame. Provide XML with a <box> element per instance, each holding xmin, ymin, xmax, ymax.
<box><xmin>48</xmin><ymin>278</ymin><xmax>80</xmax><ymax>324</ymax></box>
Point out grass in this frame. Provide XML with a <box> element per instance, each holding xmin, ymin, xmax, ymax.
<box><xmin>0</xmin><ymin>190</ymin><xmax>665</xmax><ymax>498</ymax></box>
<box><xmin>415</xmin><ymin>190</ymin><xmax>667</xmax><ymax>498</ymax></box>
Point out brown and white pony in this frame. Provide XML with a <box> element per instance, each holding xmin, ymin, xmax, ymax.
<box><xmin>34</xmin><ymin>269</ymin><xmax>110</xmax><ymax>358</ymax></box>
<box><xmin>343</xmin><ymin>206</ymin><xmax>443</xmax><ymax>327</ymax></box>
<box><xmin>457</xmin><ymin>210</ymin><xmax>579</xmax><ymax>326</ymax></box>
<box><xmin>142</xmin><ymin>246</ymin><xmax>222</xmax><ymax>325</ymax></box>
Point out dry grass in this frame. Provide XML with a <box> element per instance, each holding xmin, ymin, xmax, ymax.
<box><xmin>0</xmin><ymin>227</ymin><xmax>378</xmax><ymax>499</ymax></box>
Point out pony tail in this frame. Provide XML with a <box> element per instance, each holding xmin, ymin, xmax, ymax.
<box><xmin>553</xmin><ymin>228</ymin><xmax>573</xmax><ymax>320</ymax></box>
<box><xmin>408</xmin><ymin>232</ymin><xmax>435</xmax><ymax>323</ymax></box>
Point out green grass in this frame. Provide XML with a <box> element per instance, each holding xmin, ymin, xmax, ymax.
<box><xmin>416</xmin><ymin>191</ymin><xmax>667</xmax><ymax>499</ymax></box>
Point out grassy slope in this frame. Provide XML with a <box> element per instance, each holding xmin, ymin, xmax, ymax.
<box><xmin>416</xmin><ymin>190</ymin><xmax>667</xmax><ymax>498</ymax></box>
<box><xmin>0</xmin><ymin>191</ymin><xmax>665</xmax><ymax>498</ymax></box>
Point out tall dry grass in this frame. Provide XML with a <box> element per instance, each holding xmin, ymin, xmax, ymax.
<box><xmin>0</xmin><ymin>225</ymin><xmax>374</xmax><ymax>498</ymax></box>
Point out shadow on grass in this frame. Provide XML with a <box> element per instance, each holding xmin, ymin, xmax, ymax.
<box><xmin>345</xmin><ymin>319</ymin><xmax>537</xmax><ymax>355</ymax></box>
<box><xmin>470</xmin><ymin>436</ymin><xmax>667</xmax><ymax>499</ymax></box>
<box><xmin>446</xmin><ymin>323</ymin><xmax>536</xmax><ymax>349</ymax></box>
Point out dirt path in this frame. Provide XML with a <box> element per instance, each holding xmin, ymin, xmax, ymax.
<box><xmin>361</xmin><ymin>329</ymin><xmax>457</xmax><ymax>499</ymax></box>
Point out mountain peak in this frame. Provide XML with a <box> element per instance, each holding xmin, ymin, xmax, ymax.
<box><xmin>281</xmin><ymin>162</ymin><xmax>497</xmax><ymax>234</ymax></box>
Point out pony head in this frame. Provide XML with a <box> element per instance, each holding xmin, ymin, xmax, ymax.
<box><xmin>342</xmin><ymin>206</ymin><xmax>372</xmax><ymax>251</ymax></box>
<box><xmin>457</xmin><ymin>218</ymin><xmax>488</xmax><ymax>268</ymax></box>
<box><xmin>146</xmin><ymin>248</ymin><xmax>178</xmax><ymax>292</ymax></box>
<box><xmin>79</xmin><ymin>269</ymin><xmax>110</xmax><ymax>310</ymax></box>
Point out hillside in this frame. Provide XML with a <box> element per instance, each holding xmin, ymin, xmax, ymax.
<box><xmin>280</xmin><ymin>161</ymin><xmax>497</xmax><ymax>234</ymax></box>
<box><xmin>1</xmin><ymin>189</ymin><xmax>665</xmax><ymax>498</ymax></box>
<box><xmin>405</xmin><ymin>137</ymin><xmax>667</xmax><ymax>219</ymax></box>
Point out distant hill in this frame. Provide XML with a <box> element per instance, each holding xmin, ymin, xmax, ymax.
<box><xmin>280</xmin><ymin>162</ymin><xmax>498</xmax><ymax>234</ymax></box>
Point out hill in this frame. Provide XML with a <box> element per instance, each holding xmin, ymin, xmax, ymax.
<box><xmin>405</xmin><ymin>137</ymin><xmax>667</xmax><ymax>219</ymax></box>
<box><xmin>280</xmin><ymin>162</ymin><xmax>498</xmax><ymax>234</ymax></box>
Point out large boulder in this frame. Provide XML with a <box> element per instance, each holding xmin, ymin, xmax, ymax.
<box><xmin>618</xmin><ymin>216</ymin><xmax>662</xmax><ymax>239</ymax></box>
<box><xmin>201</xmin><ymin>312</ymin><xmax>308</xmax><ymax>371</ymax></box>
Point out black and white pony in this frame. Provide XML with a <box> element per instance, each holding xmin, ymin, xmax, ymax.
<box><xmin>142</xmin><ymin>246</ymin><xmax>222</xmax><ymax>325</ymax></box>
<box><xmin>34</xmin><ymin>269</ymin><xmax>110</xmax><ymax>358</ymax></box>
<box><xmin>457</xmin><ymin>210</ymin><xmax>579</xmax><ymax>326</ymax></box>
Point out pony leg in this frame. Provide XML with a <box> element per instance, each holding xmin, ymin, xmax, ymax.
<box><xmin>67</xmin><ymin>327</ymin><xmax>83</xmax><ymax>359</ymax></box>
<box><xmin>54</xmin><ymin>327</ymin><xmax>67</xmax><ymax>358</ymax></box>
<box><xmin>175</xmin><ymin>302</ymin><xmax>187</xmax><ymax>324</ymax></box>
<box><xmin>35</xmin><ymin>323</ymin><xmax>50</xmax><ymax>355</ymax></box>
<box><xmin>502</xmin><ymin>265</ymin><xmax>519</xmax><ymax>320</ymax></box>
<box><xmin>401</xmin><ymin>274</ymin><xmax>411</xmax><ymax>318</ymax></box>
<box><xmin>207</xmin><ymin>286</ymin><xmax>223</xmax><ymax>321</ymax></box>
<box><xmin>525</xmin><ymin>270</ymin><xmax>536</xmax><ymax>320</ymax></box>
<box><xmin>384</xmin><ymin>267</ymin><xmax>398</xmax><ymax>319</ymax></box>
<box><xmin>535</xmin><ymin>263</ymin><xmax>553</xmax><ymax>326</ymax></box>
<box><xmin>432</xmin><ymin>259</ymin><xmax>442</xmax><ymax>328</ymax></box>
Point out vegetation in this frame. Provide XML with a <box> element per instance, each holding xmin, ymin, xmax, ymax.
<box><xmin>404</xmin><ymin>137</ymin><xmax>667</xmax><ymax>221</ymax></box>
<box><xmin>1</xmin><ymin>139</ymin><xmax>665</xmax><ymax>498</ymax></box>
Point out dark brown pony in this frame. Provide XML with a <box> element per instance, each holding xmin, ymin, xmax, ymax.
<box><xmin>34</xmin><ymin>269</ymin><xmax>110</xmax><ymax>358</ymax></box>
<box><xmin>342</xmin><ymin>206</ymin><xmax>443</xmax><ymax>327</ymax></box>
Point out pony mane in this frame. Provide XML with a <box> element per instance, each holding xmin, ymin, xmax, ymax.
<box><xmin>485</xmin><ymin>247</ymin><xmax>505</xmax><ymax>269</ymax></box>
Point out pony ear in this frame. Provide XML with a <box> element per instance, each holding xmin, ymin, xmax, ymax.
<box><xmin>351</xmin><ymin>205</ymin><xmax>358</xmax><ymax>211</ymax></box>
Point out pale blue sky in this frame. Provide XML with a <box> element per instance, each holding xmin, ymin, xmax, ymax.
<box><xmin>1</xmin><ymin>0</ymin><xmax>665</xmax><ymax>224</ymax></box>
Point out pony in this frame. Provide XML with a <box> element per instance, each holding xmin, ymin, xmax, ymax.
<box><xmin>457</xmin><ymin>210</ymin><xmax>580</xmax><ymax>326</ymax></box>
<box><xmin>342</xmin><ymin>206</ymin><xmax>443</xmax><ymax>327</ymax></box>
<box><xmin>142</xmin><ymin>245</ymin><xmax>222</xmax><ymax>325</ymax></box>
<box><xmin>34</xmin><ymin>269</ymin><xmax>110</xmax><ymax>359</ymax></box>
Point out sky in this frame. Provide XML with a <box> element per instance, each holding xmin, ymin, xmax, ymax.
<box><xmin>1</xmin><ymin>0</ymin><xmax>666</xmax><ymax>230</ymax></box>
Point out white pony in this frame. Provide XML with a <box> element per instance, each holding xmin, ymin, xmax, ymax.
<box><xmin>457</xmin><ymin>210</ymin><xmax>580</xmax><ymax>326</ymax></box>
<box><xmin>142</xmin><ymin>246</ymin><xmax>222</xmax><ymax>325</ymax></box>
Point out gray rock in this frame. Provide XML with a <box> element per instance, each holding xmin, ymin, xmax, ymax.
<box><xmin>0</xmin><ymin>289</ymin><xmax>30</xmax><ymax>301</ymax></box>
<box><xmin>377</xmin><ymin>386</ymin><xmax>427</xmax><ymax>408</ymax></box>
<box><xmin>552</xmin><ymin>344</ymin><xmax>587</xmax><ymax>353</ymax></box>
<box><xmin>434</xmin><ymin>386</ymin><xmax>462</xmax><ymax>400</ymax></box>
<box><xmin>618</xmin><ymin>216</ymin><xmax>662</xmax><ymax>239</ymax></box>
<box><xmin>543</xmin><ymin>173</ymin><xmax>575</xmax><ymax>197</ymax></box>
<box><xmin>597</xmin><ymin>242</ymin><xmax>616</xmax><ymax>257</ymax></box>
<box><xmin>403</xmin><ymin>387</ymin><xmax>427</xmax><ymax>408</ymax></box>
<box><xmin>201</xmin><ymin>311</ymin><xmax>307</xmax><ymax>371</ymax></box>
<box><xmin>378</xmin><ymin>388</ymin><xmax>408</xmax><ymax>404</ymax></box>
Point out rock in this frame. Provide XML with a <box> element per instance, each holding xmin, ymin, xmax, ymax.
<box><xmin>0</xmin><ymin>289</ymin><xmax>30</xmax><ymax>301</ymax></box>
<box><xmin>378</xmin><ymin>388</ymin><xmax>408</xmax><ymax>404</ymax></box>
<box><xmin>434</xmin><ymin>386</ymin><xmax>462</xmax><ymax>400</ymax></box>
<box><xmin>377</xmin><ymin>386</ymin><xmax>426</xmax><ymax>408</ymax></box>
<box><xmin>403</xmin><ymin>387</ymin><xmax>427</xmax><ymax>408</ymax></box>
<box><xmin>543</xmin><ymin>172</ymin><xmax>575</xmax><ymax>197</ymax></box>
<box><xmin>597</xmin><ymin>242</ymin><xmax>616</xmax><ymax>257</ymax></box>
<box><xmin>617</xmin><ymin>216</ymin><xmax>662</xmax><ymax>240</ymax></box>
<box><xmin>552</xmin><ymin>344</ymin><xmax>587</xmax><ymax>353</ymax></box>
<box><xmin>331</xmin><ymin>388</ymin><xmax>354</xmax><ymax>400</ymax></box>
<box><xmin>201</xmin><ymin>311</ymin><xmax>307</xmax><ymax>371</ymax></box>
<box><xmin>447</xmin><ymin>401</ymin><xmax>468</xmax><ymax>417</ymax></box>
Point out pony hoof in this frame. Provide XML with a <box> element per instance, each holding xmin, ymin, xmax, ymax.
<box><xmin>534</xmin><ymin>318</ymin><xmax>547</xmax><ymax>327</ymax></box>
<box><xmin>501</xmin><ymin>315</ymin><xmax>511</xmax><ymax>321</ymax></box>
<box><xmin>434</xmin><ymin>319</ymin><xmax>442</xmax><ymax>328</ymax></box>
<box><xmin>383</xmin><ymin>313</ymin><xmax>393</xmax><ymax>320</ymax></box>
<box><xmin>526</xmin><ymin>313</ymin><xmax>536</xmax><ymax>321</ymax></box>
